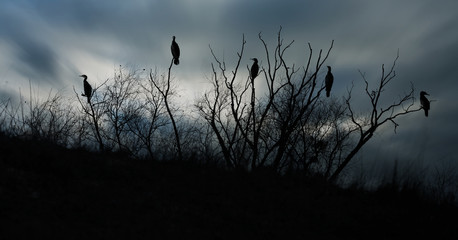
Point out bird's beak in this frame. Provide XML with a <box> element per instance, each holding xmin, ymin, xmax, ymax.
<box><xmin>79</xmin><ymin>75</ymin><xmax>84</xmax><ymax>77</ymax></box>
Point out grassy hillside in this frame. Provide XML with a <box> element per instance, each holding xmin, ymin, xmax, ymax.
<box><xmin>1</xmin><ymin>133</ymin><xmax>457</xmax><ymax>239</ymax></box>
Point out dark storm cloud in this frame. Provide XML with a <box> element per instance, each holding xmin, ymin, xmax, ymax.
<box><xmin>0</xmin><ymin>2</ymin><xmax>63</xmax><ymax>84</ymax></box>
<box><xmin>1</xmin><ymin>0</ymin><xmax>457</xmax><ymax>100</ymax></box>
<box><xmin>19</xmin><ymin>1</ymin><xmax>155</xmax><ymax>50</ymax></box>
<box><xmin>14</xmin><ymin>38</ymin><xmax>58</xmax><ymax>81</ymax></box>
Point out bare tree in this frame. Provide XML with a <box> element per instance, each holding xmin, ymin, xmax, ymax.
<box><xmin>288</xmin><ymin>98</ymin><xmax>351</xmax><ymax>177</ymax></box>
<box><xmin>328</xmin><ymin>52</ymin><xmax>423</xmax><ymax>182</ymax></box>
<box><xmin>149</xmin><ymin>60</ymin><xmax>182</xmax><ymax>161</ymax></box>
<box><xmin>257</xmin><ymin>30</ymin><xmax>333</xmax><ymax>171</ymax></box>
<box><xmin>74</xmin><ymin>78</ymin><xmax>108</xmax><ymax>151</ymax></box>
<box><xmin>197</xmin><ymin>28</ymin><xmax>334</xmax><ymax>171</ymax></box>
<box><xmin>102</xmin><ymin>66</ymin><xmax>143</xmax><ymax>153</ymax></box>
<box><xmin>196</xmin><ymin>35</ymin><xmax>248</xmax><ymax>169</ymax></box>
<box><xmin>127</xmin><ymin>68</ymin><xmax>169</xmax><ymax>160</ymax></box>
<box><xmin>197</xmin><ymin>29</ymin><xmax>427</xmax><ymax>183</ymax></box>
<box><xmin>31</xmin><ymin>92</ymin><xmax>78</xmax><ymax>146</ymax></box>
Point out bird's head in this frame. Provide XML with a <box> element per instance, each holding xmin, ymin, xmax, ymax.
<box><xmin>420</xmin><ymin>91</ymin><xmax>429</xmax><ymax>96</ymax></box>
<box><xmin>172</xmin><ymin>36</ymin><xmax>176</xmax><ymax>41</ymax></box>
<box><xmin>327</xmin><ymin>66</ymin><xmax>331</xmax><ymax>70</ymax></box>
<box><xmin>79</xmin><ymin>74</ymin><xmax>87</xmax><ymax>80</ymax></box>
<box><xmin>251</xmin><ymin>58</ymin><xmax>258</xmax><ymax>63</ymax></box>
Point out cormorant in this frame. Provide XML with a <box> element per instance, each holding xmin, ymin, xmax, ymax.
<box><xmin>325</xmin><ymin>66</ymin><xmax>334</xmax><ymax>97</ymax></box>
<box><xmin>171</xmin><ymin>36</ymin><xmax>180</xmax><ymax>65</ymax></box>
<box><xmin>250</xmin><ymin>58</ymin><xmax>259</xmax><ymax>80</ymax></box>
<box><xmin>420</xmin><ymin>91</ymin><xmax>430</xmax><ymax>117</ymax></box>
<box><xmin>80</xmin><ymin>74</ymin><xmax>92</xmax><ymax>103</ymax></box>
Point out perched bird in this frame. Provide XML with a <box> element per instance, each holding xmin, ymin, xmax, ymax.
<box><xmin>80</xmin><ymin>74</ymin><xmax>92</xmax><ymax>103</ymax></box>
<box><xmin>250</xmin><ymin>58</ymin><xmax>259</xmax><ymax>80</ymax></box>
<box><xmin>171</xmin><ymin>36</ymin><xmax>180</xmax><ymax>65</ymax></box>
<box><xmin>420</xmin><ymin>91</ymin><xmax>430</xmax><ymax>117</ymax></box>
<box><xmin>325</xmin><ymin>66</ymin><xmax>334</xmax><ymax>97</ymax></box>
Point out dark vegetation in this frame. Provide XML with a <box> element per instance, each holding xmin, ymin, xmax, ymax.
<box><xmin>1</xmin><ymin>29</ymin><xmax>457</xmax><ymax>238</ymax></box>
<box><xmin>1</xmin><ymin>133</ymin><xmax>457</xmax><ymax>239</ymax></box>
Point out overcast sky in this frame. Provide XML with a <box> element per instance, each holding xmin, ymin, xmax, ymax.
<box><xmin>1</xmin><ymin>0</ymin><xmax>457</xmax><ymax>176</ymax></box>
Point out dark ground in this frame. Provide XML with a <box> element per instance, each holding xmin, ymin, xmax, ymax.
<box><xmin>1</xmin><ymin>134</ymin><xmax>457</xmax><ymax>239</ymax></box>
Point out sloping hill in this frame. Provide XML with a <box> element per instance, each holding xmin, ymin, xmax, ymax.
<box><xmin>1</xmin><ymin>134</ymin><xmax>457</xmax><ymax>239</ymax></box>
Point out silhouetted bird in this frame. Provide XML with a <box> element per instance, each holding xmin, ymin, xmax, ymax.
<box><xmin>325</xmin><ymin>66</ymin><xmax>334</xmax><ymax>97</ymax></box>
<box><xmin>171</xmin><ymin>36</ymin><xmax>180</xmax><ymax>65</ymax></box>
<box><xmin>80</xmin><ymin>74</ymin><xmax>92</xmax><ymax>103</ymax></box>
<box><xmin>250</xmin><ymin>58</ymin><xmax>259</xmax><ymax>80</ymax></box>
<box><xmin>420</xmin><ymin>91</ymin><xmax>430</xmax><ymax>117</ymax></box>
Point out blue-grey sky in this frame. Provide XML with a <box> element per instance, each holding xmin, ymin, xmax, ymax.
<box><xmin>1</xmin><ymin>0</ymin><xmax>457</xmax><ymax>175</ymax></box>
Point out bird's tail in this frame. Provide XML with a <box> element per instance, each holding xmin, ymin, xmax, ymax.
<box><xmin>425</xmin><ymin>110</ymin><xmax>428</xmax><ymax>117</ymax></box>
<box><xmin>174</xmin><ymin>58</ymin><xmax>179</xmax><ymax>65</ymax></box>
<box><xmin>326</xmin><ymin>91</ymin><xmax>330</xmax><ymax>97</ymax></box>
<box><xmin>87</xmin><ymin>96</ymin><xmax>91</xmax><ymax>104</ymax></box>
